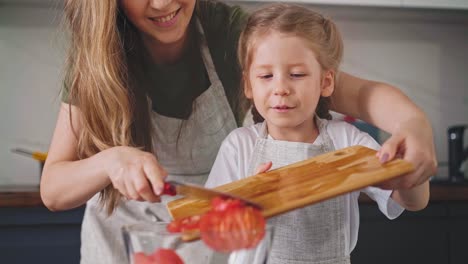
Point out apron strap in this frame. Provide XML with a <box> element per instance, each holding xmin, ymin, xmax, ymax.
<box><xmin>195</xmin><ymin>18</ymin><xmax>221</xmax><ymax>86</ymax></box>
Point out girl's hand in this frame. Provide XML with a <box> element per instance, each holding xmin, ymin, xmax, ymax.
<box><xmin>255</xmin><ymin>161</ymin><xmax>273</xmax><ymax>174</ymax></box>
<box><xmin>105</xmin><ymin>146</ymin><xmax>168</xmax><ymax>202</ymax></box>
<box><xmin>376</xmin><ymin>118</ymin><xmax>437</xmax><ymax>190</ymax></box>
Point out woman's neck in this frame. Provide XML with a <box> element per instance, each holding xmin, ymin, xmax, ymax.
<box><xmin>266</xmin><ymin>118</ymin><xmax>319</xmax><ymax>144</ymax></box>
<box><xmin>142</xmin><ymin>30</ymin><xmax>191</xmax><ymax>65</ymax></box>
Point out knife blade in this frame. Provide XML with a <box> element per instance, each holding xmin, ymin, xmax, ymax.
<box><xmin>162</xmin><ymin>180</ymin><xmax>262</xmax><ymax>210</ymax></box>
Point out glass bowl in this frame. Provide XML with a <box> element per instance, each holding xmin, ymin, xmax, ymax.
<box><xmin>122</xmin><ymin>222</ymin><xmax>274</xmax><ymax>264</ymax></box>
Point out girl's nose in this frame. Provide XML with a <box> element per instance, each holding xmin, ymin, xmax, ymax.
<box><xmin>150</xmin><ymin>0</ymin><xmax>172</xmax><ymax>10</ymax></box>
<box><xmin>273</xmin><ymin>78</ymin><xmax>291</xmax><ymax>96</ymax></box>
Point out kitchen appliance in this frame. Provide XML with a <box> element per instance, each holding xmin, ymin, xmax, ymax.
<box><xmin>448</xmin><ymin>125</ymin><xmax>468</xmax><ymax>182</ymax></box>
<box><xmin>167</xmin><ymin>145</ymin><xmax>414</xmax><ymax>221</ymax></box>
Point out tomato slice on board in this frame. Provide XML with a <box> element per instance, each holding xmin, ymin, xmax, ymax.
<box><xmin>199</xmin><ymin>199</ymin><xmax>266</xmax><ymax>252</ymax></box>
<box><xmin>133</xmin><ymin>249</ymin><xmax>184</xmax><ymax>264</ymax></box>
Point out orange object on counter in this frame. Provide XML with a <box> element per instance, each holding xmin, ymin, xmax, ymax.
<box><xmin>11</xmin><ymin>148</ymin><xmax>47</xmax><ymax>162</ymax></box>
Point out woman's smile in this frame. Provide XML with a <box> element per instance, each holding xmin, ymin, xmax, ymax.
<box><xmin>120</xmin><ymin>0</ymin><xmax>196</xmax><ymax>47</ymax></box>
<box><xmin>149</xmin><ymin>8</ymin><xmax>181</xmax><ymax>28</ymax></box>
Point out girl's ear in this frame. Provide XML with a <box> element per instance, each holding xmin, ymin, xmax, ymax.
<box><xmin>243</xmin><ymin>72</ymin><xmax>253</xmax><ymax>99</ymax></box>
<box><xmin>321</xmin><ymin>70</ymin><xmax>335</xmax><ymax>97</ymax></box>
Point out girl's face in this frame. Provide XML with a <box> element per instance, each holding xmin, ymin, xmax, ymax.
<box><xmin>245</xmin><ymin>32</ymin><xmax>334</xmax><ymax>140</ymax></box>
<box><xmin>120</xmin><ymin>0</ymin><xmax>195</xmax><ymax>45</ymax></box>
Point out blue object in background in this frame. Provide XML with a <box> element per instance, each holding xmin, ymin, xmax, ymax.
<box><xmin>352</xmin><ymin>121</ymin><xmax>381</xmax><ymax>143</ymax></box>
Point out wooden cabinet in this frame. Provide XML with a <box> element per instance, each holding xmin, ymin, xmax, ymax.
<box><xmin>351</xmin><ymin>201</ymin><xmax>468</xmax><ymax>264</ymax></box>
<box><xmin>0</xmin><ymin>206</ymin><xmax>85</xmax><ymax>264</ymax></box>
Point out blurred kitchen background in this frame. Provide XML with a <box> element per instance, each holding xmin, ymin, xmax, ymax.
<box><xmin>0</xmin><ymin>0</ymin><xmax>467</xmax><ymax>264</ymax></box>
<box><xmin>2</xmin><ymin>0</ymin><xmax>467</xmax><ymax>186</ymax></box>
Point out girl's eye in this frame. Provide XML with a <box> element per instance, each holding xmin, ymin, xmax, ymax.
<box><xmin>291</xmin><ymin>73</ymin><xmax>306</xmax><ymax>78</ymax></box>
<box><xmin>259</xmin><ymin>74</ymin><xmax>273</xmax><ymax>79</ymax></box>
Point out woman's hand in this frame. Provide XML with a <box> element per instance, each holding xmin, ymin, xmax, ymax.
<box><xmin>376</xmin><ymin>118</ymin><xmax>437</xmax><ymax>190</ymax></box>
<box><xmin>332</xmin><ymin>72</ymin><xmax>437</xmax><ymax>190</ymax></box>
<box><xmin>105</xmin><ymin>146</ymin><xmax>168</xmax><ymax>202</ymax></box>
<box><xmin>254</xmin><ymin>161</ymin><xmax>273</xmax><ymax>174</ymax></box>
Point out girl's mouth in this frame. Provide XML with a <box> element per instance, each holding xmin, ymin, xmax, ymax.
<box><xmin>272</xmin><ymin>105</ymin><xmax>294</xmax><ymax>113</ymax></box>
<box><xmin>150</xmin><ymin>8</ymin><xmax>181</xmax><ymax>27</ymax></box>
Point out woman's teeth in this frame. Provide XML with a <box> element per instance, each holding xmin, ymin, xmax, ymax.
<box><xmin>153</xmin><ymin>10</ymin><xmax>177</xmax><ymax>22</ymax></box>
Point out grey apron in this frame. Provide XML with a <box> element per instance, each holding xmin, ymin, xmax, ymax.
<box><xmin>80</xmin><ymin>19</ymin><xmax>237</xmax><ymax>264</ymax></box>
<box><xmin>248</xmin><ymin>120</ymin><xmax>350</xmax><ymax>264</ymax></box>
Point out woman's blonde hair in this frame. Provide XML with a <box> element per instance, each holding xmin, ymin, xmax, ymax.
<box><xmin>64</xmin><ymin>0</ymin><xmax>153</xmax><ymax>214</ymax></box>
<box><xmin>238</xmin><ymin>4</ymin><xmax>344</xmax><ymax>122</ymax></box>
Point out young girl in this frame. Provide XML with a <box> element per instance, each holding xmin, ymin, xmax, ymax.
<box><xmin>205</xmin><ymin>4</ymin><xmax>430</xmax><ymax>264</ymax></box>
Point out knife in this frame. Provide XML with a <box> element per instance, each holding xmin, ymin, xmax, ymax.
<box><xmin>162</xmin><ymin>180</ymin><xmax>262</xmax><ymax>210</ymax></box>
<box><xmin>11</xmin><ymin>148</ymin><xmax>47</xmax><ymax>162</ymax></box>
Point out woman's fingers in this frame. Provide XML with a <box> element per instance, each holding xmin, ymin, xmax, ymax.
<box><xmin>255</xmin><ymin>161</ymin><xmax>273</xmax><ymax>174</ymax></box>
<box><xmin>377</xmin><ymin>133</ymin><xmax>403</xmax><ymax>163</ymax></box>
<box><xmin>142</xmin><ymin>154</ymin><xmax>168</xmax><ymax>196</ymax></box>
<box><xmin>404</xmin><ymin>145</ymin><xmax>437</xmax><ymax>187</ymax></box>
<box><xmin>376</xmin><ymin>125</ymin><xmax>437</xmax><ymax>190</ymax></box>
<box><xmin>124</xmin><ymin>167</ymin><xmax>142</xmax><ymax>200</ymax></box>
<box><xmin>106</xmin><ymin>147</ymin><xmax>168</xmax><ymax>202</ymax></box>
<box><xmin>133</xmin><ymin>171</ymin><xmax>160</xmax><ymax>202</ymax></box>
<box><xmin>110</xmin><ymin>167</ymin><xmax>130</xmax><ymax>198</ymax></box>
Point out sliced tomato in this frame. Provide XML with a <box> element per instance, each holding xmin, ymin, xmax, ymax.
<box><xmin>199</xmin><ymin>204</ymin><xmax>266</xmax><ymax>252</ymax></box>
<box><xmin>211</xmin><ymin>197</ymin><xmax>245</xmax><ymax>212</ymax></box>
<box><xmin>167</xmin><ymin>215</ymin><xmax>201</xmax><ymax>233</ymax></box>
<box><xmin>133</xmin><ymin>249</ymin><xmax>184</xmax><ymax>264</ymax></box>
<box><xmin>167</xmin><ymin>197</ymin><xmax>265</xmax><ymax>253</ymax></box>
<box><xmin>151</xmin><ymin>248</ymin><xmax>184</xmax><ymax>264</ymax></box>
<box><xmin>132</xmin><ymin>252</ymin><xmax>154</xmax><ymax>264</ymax></box>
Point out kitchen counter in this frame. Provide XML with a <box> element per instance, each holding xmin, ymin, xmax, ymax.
<box><xmin>0</xmin><ymin>185</ymin><xmax>43</xmax><ymax>207</ymax></box>
<box><xmin>1</xmin><ymin>183</ymin><xmax>468</xmax><ymax>207</ymax></box>
<box><xmin>0</xmin><ymin>185</ymin><xmax>84</xmax><ymax>264</ymax></box>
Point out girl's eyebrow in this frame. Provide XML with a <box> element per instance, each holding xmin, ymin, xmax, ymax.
<box><xmin>252</xmin><ymin>63</ymin><xmax>307</xmax><ymax>69</ymax></box>
<box><xmin>286</xmin><ymin>62</ymin><xmax>307</xmax><ymax>68</ymax></box>
<box><xmin>251</xmin><ymin>64</ymin><xmax>272</xmax><ymax>70</ymax></box>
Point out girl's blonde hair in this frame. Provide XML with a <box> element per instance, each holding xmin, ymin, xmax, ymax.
<box><xmin>238</xmin><ymin>4</ymin><xmax>344</xmax><ymax>122</ymax></box>
<box><xmin>64</xmin><ymin>1</ymin><xmax>153</xmax><ymax>214</ymax></box>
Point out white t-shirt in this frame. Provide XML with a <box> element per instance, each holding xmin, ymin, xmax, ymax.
<box><xmin>205</xmin><ymin>119</ymin><xmax>404</xmax><ymax>255</ymax></box>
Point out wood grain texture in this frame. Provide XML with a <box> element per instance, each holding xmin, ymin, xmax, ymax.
<box><xmin>167</xmin><ymin>145</ymin><xmax>414</xmax><ymax>220</ymax></box>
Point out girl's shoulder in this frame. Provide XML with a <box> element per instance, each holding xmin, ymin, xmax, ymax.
<box><xmin>225</xmin><ymin>123</ymin><xmax>263</xmax><ymax>143</ymax></box>
<box><xmin>324</xmin><ymin>119</ymin><xmax>359</xmax><ymax>133</ymax></box>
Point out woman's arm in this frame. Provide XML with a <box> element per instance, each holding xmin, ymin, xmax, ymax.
<box><xmin>332</xmin><ymin>72</ymin><xmax>424</xmax><ymax>132</ymax></box>
<box><xmin>40</xmin><ymin>103</ymin><xmax>165</xmax><ymax>211</ymax></box>
<box><xmin>40</xmin><ymin>103</ymin><xmax>111</xmax><ymax>210</ymax></box>
<box><xmin>332</xmin><ymin>72</ymin><xmax>437</xmax><ymax>189</ymax></box>
<box><xmin>392</xmin><ymin>182</ymin><xmax>430</xmax><ymax>211</ymax></box>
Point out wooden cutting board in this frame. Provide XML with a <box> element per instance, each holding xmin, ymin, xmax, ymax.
<box><xmin>167</xmin><ymin>145</ymin><xmax>413</xmax><ymax>220</ymax></box>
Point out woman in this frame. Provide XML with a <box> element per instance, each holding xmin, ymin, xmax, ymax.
<box><xmin>40</xmin><ymin>0</ymin><xmax>436</xmax><ymax>263</ymax></box>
